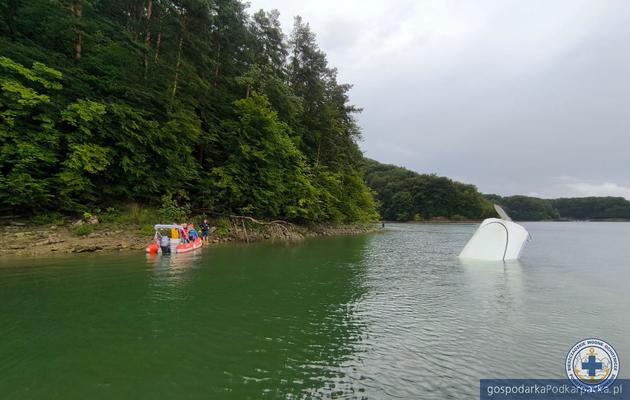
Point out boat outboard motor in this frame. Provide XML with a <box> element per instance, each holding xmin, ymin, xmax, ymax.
<box><xmin>159</xmin><ymin>235</ymin><xmax>171</xmax><ymax>255</ymax></box>
<box><xmin>459</xmin><ymin>205</ymin><xmax>530</xmax><ymax>261</ymax></box>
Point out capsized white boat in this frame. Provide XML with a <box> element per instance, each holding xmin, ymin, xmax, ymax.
<box><xmin>458</xmin><ymin>205</ymin><xmax>530</xmax><ymax>261</ymax></box>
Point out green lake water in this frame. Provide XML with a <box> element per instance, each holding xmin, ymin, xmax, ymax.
<box><xmin>1</xmin><ymin>222</ymin><xmax>629</xmax><ymax>399</ymax></box>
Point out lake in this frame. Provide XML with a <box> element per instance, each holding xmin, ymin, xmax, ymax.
<box><xmin>1</xmin><ymin>222</ymin><xmax>628</xmax><ymax>399</ymax></box>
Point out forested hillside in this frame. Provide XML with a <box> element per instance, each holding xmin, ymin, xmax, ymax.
<box><xmin>363</xmin><ymin>160</ymin><xmax>495</xmax><ymax>221</ymax></box>
<box><xmin>487</xmin><ymin>195</ymin><xmax>630</xmax><ymax>221</ymax></box>
<box><xmin>0</xmin><ymin>0</ymin><xmax>377</xmax><ymax>222</ymax></box>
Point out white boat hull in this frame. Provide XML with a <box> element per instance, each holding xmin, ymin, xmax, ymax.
<box><xmin>459</xmin><ymin>218</ymin><xmax>529</xmax><ymax>261</ymax></box>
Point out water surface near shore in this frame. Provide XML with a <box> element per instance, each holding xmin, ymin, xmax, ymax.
<box><xmin>1</xmin><ymin>222</ymin><xmax>628</xmax><ymax>399</ymax></box>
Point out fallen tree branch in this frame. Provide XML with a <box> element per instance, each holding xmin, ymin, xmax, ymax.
<box><xmin>228</xmin><ymin>215</ymin><xmax>292</xmax><ymax>226</ymax></box>
<box><xmin>228</xmin><ymin>215</ymin><xmax>292</xmax><ymax>233</ymax></box>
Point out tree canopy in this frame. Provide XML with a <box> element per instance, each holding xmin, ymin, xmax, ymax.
<box><xmin>364</xmin><ymin>159</ymin><xmax>495</xmax><ymax>221</ymax></box>
<box><xmin>0</xmin><ymin>0</ymin><xmax>378</xmax><ymax>222</ymax></box>
<box><xmin>487</xmin><ymin>195</ymin><xmax>630</xmax><ymax>221</ymax></box>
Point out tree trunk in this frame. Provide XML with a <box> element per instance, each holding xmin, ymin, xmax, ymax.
<box><xmin>316</xmin><ymin>139</ymin><xmax>321</xmax><ymax>166</ymax></box>
<box><xmin>170</xmin><ymin>14</ymin><xmax>186</xmax><ymax>108</ymax></box>
<box><xmin>143</xmin><ymin>0</ymin><xmax>153</xmax><ymax>82</ymax></box>
<box><xmin>154</xmin><ymin>26</ymin><xmax>162</xmax><ymax>62</ymax></box>
<box><xmin>71</xmin><ymin>1</ymin><xmax>82</xmax><ymax>61</ymax></box>
<box><xmin>74</xmin><ymin>30</ymin><xmax>82</xmax><ymax>61</ymax></box>
<box><xmin>213</xmin><ymin>43</ymin><xmax>221</xmax><ymax>87</ymax></box>
<box><xmin>133</xmin><ymin>1</ymin><xmax>144</xmax><ymax>40</ymax></box>
<box><xmin>213</xmin><ymin>32</ymin><xmax>221</xmax><ymax>87</ymax></box>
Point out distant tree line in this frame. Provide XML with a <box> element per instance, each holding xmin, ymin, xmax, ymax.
<box><xmin>363</xmin><ymin>160</ymin><xmax>496</xmax><ymax>221</ymax></box>
<box><xmin>0</xmin><ymin>0</ymin><xmax>378</xmax><ymax>222</ymax></box>
<box><xmin>486</xmin><ymin>195</ymin><xmax>630</xmax><ymax>221</ymax></box>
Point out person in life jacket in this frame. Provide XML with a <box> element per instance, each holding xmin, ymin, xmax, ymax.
<box><xmin>188</xmin><ymin>223</ymin><xmax>199</xmax><ymax>241</ymax></box>
<box><xmin>179</xmin><ymin>224</ymin><xmax>189</xmax><ymax>243</ymax></box>
<box><xmin>200</xmin><ymin>219</ymin><xmax>210</xmax><ymax>243</ymax></box>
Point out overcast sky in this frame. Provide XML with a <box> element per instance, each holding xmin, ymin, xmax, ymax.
<box><xmin>248</xmin><ymin>0</ymin><xmax>630</xmax><ymax>198</ymax></box>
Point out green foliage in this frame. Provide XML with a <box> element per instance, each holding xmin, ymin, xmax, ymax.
<box><xmin>138</xmin><ymin>224</ymin><xmax>156</xmax><ymax>236</ymax></box>
<box><xmin>96</xmin><ymin>207</ymin><xmax>120</xmax><ymax>223</ymax></box>
<box><xmin>0</xmin><ymin>54</ymin><xmax>63</xmax><ymax>211</ymax></box>
<box><xmin>364</xmin><ymin>159</ymin><xmax>495</xmax><ymax>221</ymax></box>
<box><xmin>209</xmin><ymin>92</ymin><xmax>322</xmax><ymax>220</ymax></box>
<box><xmin>61</xmin><ymin>100</ymin><xmax>107</xmax><ymax>137</ymax></box>
<box><xmin>157</xmin><ymin>195</ymin><xmax>191</xmax><ymax>223</ymax></box>
<box><xmin>552</xmin><ymin>197</ymin><xmax>630</xmax><ymax>220</ymax></box>
<box><xmin>0</xmin><ymin>56</ymin><xmax>62</xmax><ymax>91</ymax></box>
<box><xmin>489</xmin><ymin>195</ymin><xmax>630</xmax><ymax>221</ymax></box>
<box><xmin>216</xmin><ymin>218</ymin><xmax>231</xmax><ymax>237</ymax></box>
<box><xmin>71</xmin><ymin>224</ymin><xmax>94</xmax><ymax>236</ymax></box>
<box><xmin>107</xmin><ymin>205</ymin><xmax>157</xmax><ymax>225</ymax></box>
<box><xmin>490</xmin><ymin>195</ymin><xmax>559</xmax><ymax>221</ymax></box>
<box><xmin>31</xmin><ymin>211</ymin><xmax>65</xmax><ymax>226</ymax></box>
<box><xmin>0</xmin><ymin>1</ymin><xmax>378</xmax><ymax>223</ymax></box>
<box><xmin>312</xmin><ymin>168</ymin><xmax>379</xmax><ymax>223</ymax></box>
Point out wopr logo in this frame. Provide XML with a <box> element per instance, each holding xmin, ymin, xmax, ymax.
<box><xmin>565</xmin><ymin>338</ymin><xmax>620</xmax><ymax>392</ymax></box>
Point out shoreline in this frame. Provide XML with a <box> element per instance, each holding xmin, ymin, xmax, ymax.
<box><xmin>381</xmin><ymin>219</ymin><xmax>630</xmax><ymax>224</ymax></box>
<box><xmin>6</xmin><ymin>218</ymin><xmax>623</xmax><ymax>258</ymax></box>
<box><xmin>0</xmin><ymin>221</ymin><xmax>380</xmax><ymax>258</ymax></box>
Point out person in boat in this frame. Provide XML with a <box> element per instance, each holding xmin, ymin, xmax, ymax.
<box><xmin>159</xmin><ymin>234</ymin><xmax>171</xmax><ymax>254</ymax></box>
<box><xmin>188</xmin><ymin>224</ymin><xmax>199</xmax><ymax>241</ymax></box>
<box><xmin>179</xmin><ymin>224</ymin><xmax>189</xmax><ymax>243</ymax></box>
<box><xmin>200</xmin><ymin>219</ymin><xmax>210</xmax><ymax>243</ymax></box>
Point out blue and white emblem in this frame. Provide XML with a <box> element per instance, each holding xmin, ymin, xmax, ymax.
<box><xmin>565</xmin><ymin>338</ymin><xmax>620</xmax><ymax>391</ymax></box>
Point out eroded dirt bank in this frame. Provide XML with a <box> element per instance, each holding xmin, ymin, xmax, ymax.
<box><xmin>0</xmin><ymin>221</ymin><xmax>379</xmax><ymax>257</ymax></box>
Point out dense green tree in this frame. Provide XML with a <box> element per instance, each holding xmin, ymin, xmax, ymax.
<box><xmin>288</xmin><ymin>16</ymin><xmax>362</xmax><ymax>168</ymax></box>
<box><xmin>487</xmin><ymin>195</ymin><xmax>630</xmax><ymax>221</ymax></box>
<box><xmin>207</xmin><ymin>92</ymin><xmax>317</xmax><ymax>219</ymax></box>
<box><xmin>0</xmin><ymin>56</ymin><xmax>63</xmax><ymax>212</ymax></box>
<box><xmin>489</xmin><ymin>195</ymin><xmax>558</xmax><ymax>221</ymax></box>
<box><xmin>248</xmin><ymin>9</ymin><xmax>287</xmax><ymax>76</ymax></box>
<box><xmin>365</xmin><ymin>160</ymin><xmax>495</xmax><ymax>221</ymax></box>
<box><xmin>364</xmin><ymin>159</ymin><xmax>495</xmax><ymax>221</ymax></box>
<box><xmin>0</xmin><ymin>0</ymin><xmax>380</xmax><ymax>222</ymax></box>
<box><xmin>552</xmin><ymin>197</ymin><xmax>630</xmax><ymax>220</ymax></box>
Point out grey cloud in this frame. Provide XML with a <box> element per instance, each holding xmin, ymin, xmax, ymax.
<box><xmin>248</xmin><ymin>0</ymin><xmax>630</xmax><ymax>198</ymax></box>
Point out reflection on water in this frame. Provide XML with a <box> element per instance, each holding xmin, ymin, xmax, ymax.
<box><xmin>1</xmin><ymin>223</ymin><xmax>629</xmax><ymax>399</ymax></box>
<box><xmin>458</xmin><ymin>258</ymin><xmax>524</xmax><ymax>317</ymax></box>
<box><xmin>146</xmin><ymin>250</ymin><xmax>202</xmax><ymax>271</ymax></box>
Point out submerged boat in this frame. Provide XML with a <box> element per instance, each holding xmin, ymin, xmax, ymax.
<box><xmin>458</xmin><ymin>205</ymin><xmax>530</xmax><ymax>261</ymax></box>
<box><xmin>146</xmin><ymin>224</ymin><xmax>203</xmax><ymax>255</ymax></box>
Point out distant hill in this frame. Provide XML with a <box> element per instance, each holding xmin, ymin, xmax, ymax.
<box><xmin>486</xmin><ymin>195</ymin><xmax>630</xmax><ymax>221</ymax></box>
<box><xmin>363</xmin><ymin>158</ymin><xmax>630</xmax><ymax>222</ymax></box>
<box><xmin>363</xmin><ymin>159</ymin><xmax>495</xmax><ymax>221</ymax></box>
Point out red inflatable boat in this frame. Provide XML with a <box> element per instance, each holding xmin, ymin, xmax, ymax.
<box><xmin>145</xmin><ymin>224</ymin><xmax>203</xmax><ymax>254</ymax></box>
<box><xmin>176</xmin><ymin>237</ymin><xmax>203</xmax><ymax>253</ymax></box>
